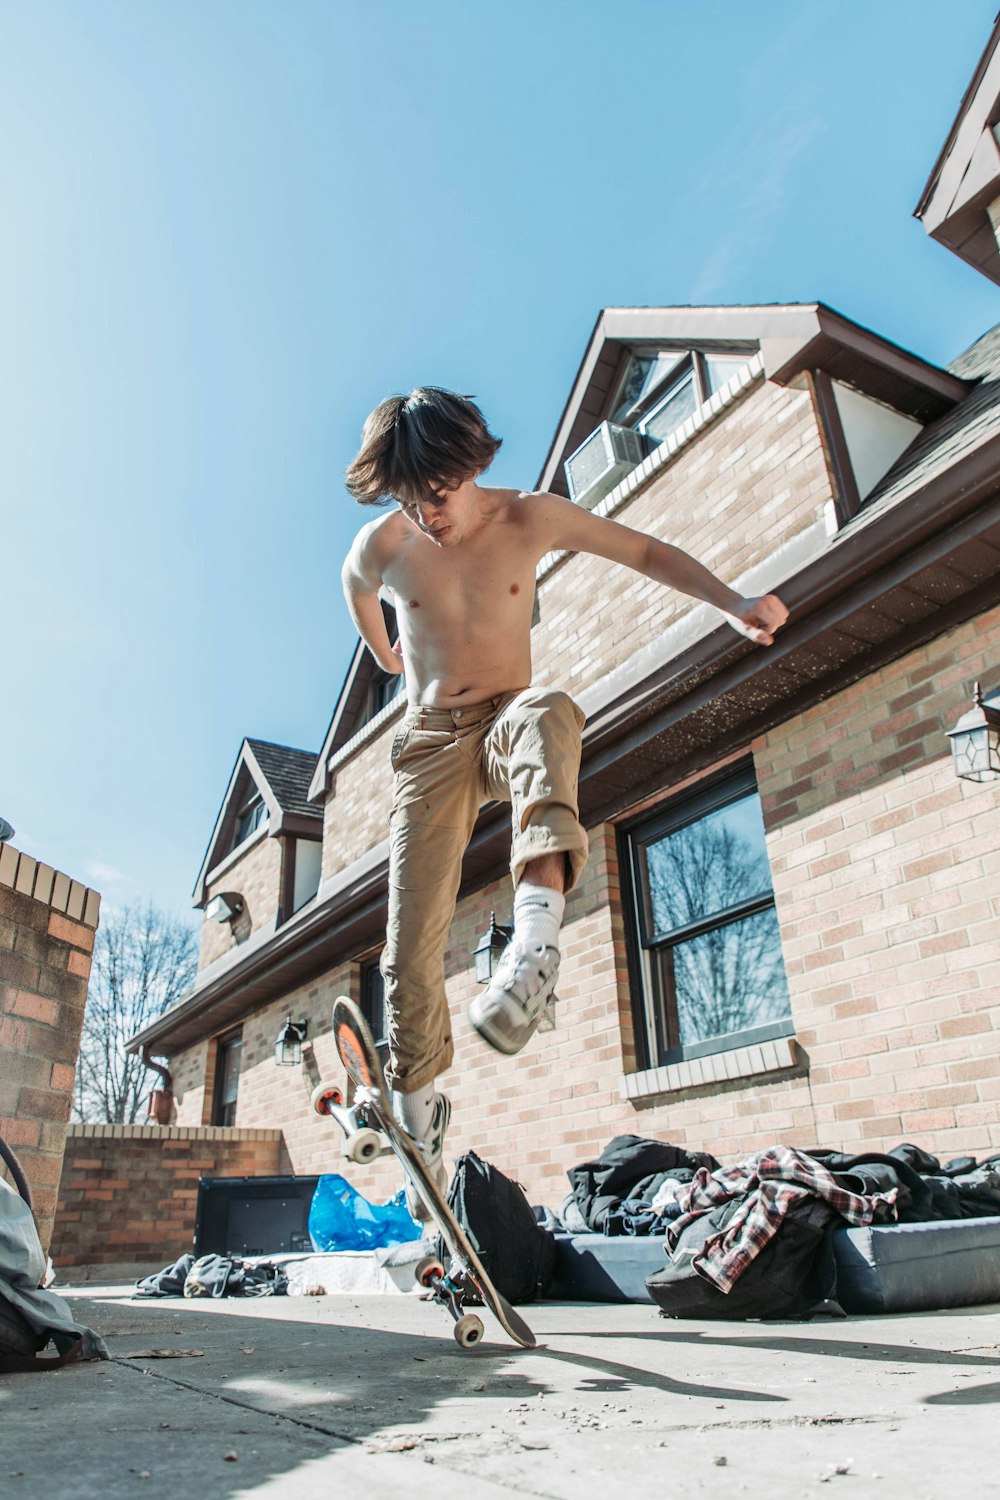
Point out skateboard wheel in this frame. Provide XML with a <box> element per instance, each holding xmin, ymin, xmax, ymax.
<box><xmin>344</xmin><ymin>1127</ymin><xmax>381</xmax><ymax>1165</ymax></box>
<box><xmin>454</xmin><ymin>1314</ymin><xmax>484</xmax><ymax>1349</ymax></box>
<box><xmin>310</xmin><ymin>1082</ymin><xmax>344</xmax><ymax>1116</ymax></box>
<box><xmin>414</xmin><ymin>1256</ymin><xmax>445</xmax><ymax>1288</ymax></box>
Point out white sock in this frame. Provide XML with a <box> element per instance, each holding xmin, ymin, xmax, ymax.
<box><xmin>392</xmin><ymin>1085</ymin><xmax>436</xmax><ymax>1143</ymax></box>
<box><xmin>513</xmin><ymin>881</ymin><xmax>565</xmax><ymax>952</ymax></box>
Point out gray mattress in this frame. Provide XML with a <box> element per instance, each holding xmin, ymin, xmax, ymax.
<box><xmin>549</xmin><ymin>1216</ymin><xmax>1000</xmax><ymax>1314</ymax></box>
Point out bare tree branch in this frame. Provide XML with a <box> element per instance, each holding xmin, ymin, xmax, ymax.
<box><xmin>73</xmin><ymin>902</ymin><xmax>197</xmax><ymax>1124</ymax></box>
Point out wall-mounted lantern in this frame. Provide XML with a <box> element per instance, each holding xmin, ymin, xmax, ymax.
<box><xmin>473</xmin><ymin>911</ymin><xmax>513</xmax><ymax>985</ymax></box>
<box><xmin>205</xmin><ymin>891</ymin><xmax>244</xmax><ymax>924</ymax></box>
<box><xmin>947</xmin><ymin>682</ymin><xmax>1000</xmax><ymax>783</ymax></box>
<box><xmin>274</xmin><ymin>1015</ymin><xmax>308</xmax><ymax>1067</ymax></box>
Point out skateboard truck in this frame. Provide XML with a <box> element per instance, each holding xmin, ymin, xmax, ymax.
<box><xmin>414</xmin><ymin>1256</ymin><xmax>485</xmax><ymax>1349</ymax></box>
<box><xmin>310</xmin><ymin>1082</ymin><xmax>393</xmax><ymax>1165</ymax></box>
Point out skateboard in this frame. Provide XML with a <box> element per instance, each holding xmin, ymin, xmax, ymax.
<box><xmin>311</xmin><ymin>996</ymin><xmax>537</xmax><ymax>1352</ymax></box>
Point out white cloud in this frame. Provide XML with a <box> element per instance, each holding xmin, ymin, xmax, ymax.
<box><xmin>84</xmin><ymin>860</ymin><xmax>127</xmax><ymax>887</ymax></box>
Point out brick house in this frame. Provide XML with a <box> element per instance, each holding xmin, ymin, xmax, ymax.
<box><xmin>129</xmin><ymin>28</ymin><xmax>1000</xmax><ymax>1212</ymax></box>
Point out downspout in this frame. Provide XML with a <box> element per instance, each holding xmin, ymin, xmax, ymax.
<box><xmin>142</xmin><ymin>1047</ymin><xmax>174</xmax><ymax>1126</ymax></box>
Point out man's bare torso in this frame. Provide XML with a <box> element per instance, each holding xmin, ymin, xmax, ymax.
<box><xmin>369</xmin><ymin>487</ymin><xmax>543</xmax><ymax>707</ymax></box>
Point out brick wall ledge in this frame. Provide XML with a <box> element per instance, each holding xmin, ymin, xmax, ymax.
<box><xmin>620</xmin><ymin>1034</ymin><xmax>804</xmax><ymax>1102</ymax></box>
<box><xmin>67</xmin><ymin>1124</ymin><xmax>284</xmax><ymax>1141</ymax></box>
<box><xmin>0</xmin><ymin>843</ymin><xmax>100</xmax><ymax>927</ymax></box>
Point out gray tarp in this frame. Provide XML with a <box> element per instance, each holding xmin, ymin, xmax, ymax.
<box><xmin>0</xmin><ymin>1177</ymin><xmax>107</xmax><ymax>1362</ymax></box>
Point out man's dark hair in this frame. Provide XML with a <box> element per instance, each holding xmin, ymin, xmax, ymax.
<box><xmin>345</xmin><ymin>387</ymin><xmax>502</xmax><ymax>507</ymax></box>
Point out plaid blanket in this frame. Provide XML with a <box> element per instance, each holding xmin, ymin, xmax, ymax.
<box><xmin>666</xmin><ymin>1145</ymin><xmax>899</xmax><ymax>1294</ymax></box>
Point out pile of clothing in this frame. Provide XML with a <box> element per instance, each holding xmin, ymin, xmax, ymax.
<box><xmin>135</xmin><ymin>1253</ymin><xmax>288</xmax><ymax>1300</ymax></box>
<box><xmin>555</xmin><ymin>1136</ymin><xmax>1000</xmax><ymax>1319</ymax></box>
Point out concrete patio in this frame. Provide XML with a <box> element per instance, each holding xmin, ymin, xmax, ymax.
<box><xmin>2</xmin><ymin>1282</ymin><xmax>997</xmax><ymax>1499</ymax></box>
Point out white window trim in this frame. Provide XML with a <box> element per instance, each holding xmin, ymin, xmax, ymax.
<box><xmin>620</xmin><ymin>1033</ymin><xmax>802</xmax><ymax>1102</ymax></box>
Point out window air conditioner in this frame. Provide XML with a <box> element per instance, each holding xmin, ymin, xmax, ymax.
<box><xmin>564</xmin><ymin>421</ymin><xmax>648</xmax><ymax>511</ymax></box>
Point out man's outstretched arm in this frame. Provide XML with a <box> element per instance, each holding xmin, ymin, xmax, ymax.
<box><xmin>534</xmin><ymin>491</ymin><xmax>788</xmax><ymax>646</ymax></box>
<box><xmin>342</xmin><ymin>524</ymin><xmax>405</xmax><ymax>673</ymax></box>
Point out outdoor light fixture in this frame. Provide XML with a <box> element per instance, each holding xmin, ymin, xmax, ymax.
<box><xmin>947</xmin><ymin>682</ymin><xmax>1000</xmax><ymax>783</ymax></box>
<box><xmin>274</xmin><ymin>1015</ymin><xmax>308</xmax><ymax>1067</ymax></box>
<box><xmin>0</xmin><ymin>818</ymin><xmax>14</xmax><ymax>845</ymax></box>
<box><xmin>473</xmin><ymin>911</ymin><xmax>513</xmax><ymax>985</ymax></box>
<box><xmin>205</xmin><ymin>891</ymin><xmax>244</xmax><ymax>924</ymax></box>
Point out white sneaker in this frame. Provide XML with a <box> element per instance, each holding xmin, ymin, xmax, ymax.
<box><xmin>398</xmin><ymin>1092</ymin><xmax>451</xmax><ymax>1223</ymax></box>
<box><xmin>467</xmin><ymin>939</ymin><xmax>560</xmax><ymax>1055</ymax></box>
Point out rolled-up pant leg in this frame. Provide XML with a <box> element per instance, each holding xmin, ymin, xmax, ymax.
<box><xmin>380</xmin><ymin>719</ymin><xmax>482</xmax><ymax>1093</ymax></box>
<box><xmin>485</xmin><ymin>687</ymin><xmax>589</xmax><ymax>892</ymax></box>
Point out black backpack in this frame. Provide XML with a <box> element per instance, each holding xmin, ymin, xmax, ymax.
<box><xmin>645</xmin><ymin>1195</ymin><xmax>840</xmax><ymax>1320</ymax></box>
<box><xmin>437</xmin><ymin>1150</ymin><xmax>556</xmax><ymax>1305</ymax></box>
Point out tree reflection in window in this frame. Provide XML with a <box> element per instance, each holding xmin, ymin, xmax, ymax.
<box><xmin>629</xmin><ymin>782</ymin><xmax>791</xmax><ymax>1062</ymax></box>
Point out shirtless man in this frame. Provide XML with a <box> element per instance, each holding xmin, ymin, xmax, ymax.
<box><xmin>342</xmin><ymin>386</ymin><xmax>788</xmax><ymax>1218</ymax></box>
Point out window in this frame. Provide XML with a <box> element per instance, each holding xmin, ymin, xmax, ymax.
<box><xmin>621</xmin><ymin>766</ymin><xmax>791</xmax><ymax>1071</ymax></box>
<box><xmin>235</xmin><ymin>796</ymin><xmax>267</xmax><ymax>847</ymax></box>
<box><xmin>609</xmin><ymin>347</ymin><xmax>755</xmax><ymax>443</ymax></box>
<box><xmin>212</xmin><ymin>1029</ymin><xmax>243</xmax><ymax>1126</ymax></box>
<box><xmin>360</xmin><ymin>957</ymin><xmax>390</xmax><ymax>1070</ymax></box>
<box><xmin>610</xmin><ymin>352</ymin><xmax>686</xmax><ymax>422</ymax></box>
<box><xmin>638</xmin><ymin>368</ymin><xmax>698</xmax><ymax>444</ymax></box>
<box><xmin>368</xmin><ymin>668</ymin><xmax>403</xmax><ymax>720</ymax></box>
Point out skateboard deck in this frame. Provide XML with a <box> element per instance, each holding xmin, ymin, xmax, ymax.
<box><xmin>313</xmin><ymin>996</ymin><xmax>536</xmax><ymax>1351</ymax></box>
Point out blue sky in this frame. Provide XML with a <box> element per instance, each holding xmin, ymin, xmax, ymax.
<box><xmin>4</xmin><ymin>0</ymin><xmax>998</xmax><ymax>924</ymax></box>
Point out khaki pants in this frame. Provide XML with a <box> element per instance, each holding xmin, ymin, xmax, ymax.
<box><xmin>380</xmin><ymin>686</ymin><xmax>588</xmax><ymax>1092</ymax></box>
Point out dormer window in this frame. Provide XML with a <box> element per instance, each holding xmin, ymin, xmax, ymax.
<box><xmin>368</xmin><ymin>668</ymin><xmax>404</xmax><ymax>721</ymax></box>
<box><xmin>564</xmin><ymin>345</ymin><xmax>756</xmax><ymax>510</ymax></box>
<box><xmin>637</xmin><ymin>366</ymin><xmax>698</xmax><ymax>445</ymax></box>
<box><xmin>610</xmin><ymin>352</ymin><xmax>687</xmax><ymax>422</ymax></box>
<box><xmin>610</xmin><ymin>347</ymin><xmax>755</xmax><ymax>440</ymax></box>
<box><xmin>235</xmin><ymin>796</ymin><xmax>267</xmax><ymax>847</ymax></box>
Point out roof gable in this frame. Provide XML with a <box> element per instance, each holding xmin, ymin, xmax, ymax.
<box><xmin>308</xmin><ymin>600</ymin><xmax>401</xmax><ymax>802</ymax></box>
<box><xmin>537</xmin><ymin>303</ymin><xmax>967</xmax><ymax>497</ymax></box>
<box><xmin>916</xmin><ymin>17</ymin><xmax>1000</xmax><ymax>285</ymax></box>
<box><xmin>193</xmin><ymin>737</ymin><xmax>320</xmax><ymax>906</ymax></box>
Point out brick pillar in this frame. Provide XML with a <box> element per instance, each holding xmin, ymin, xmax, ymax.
<box><xmin>0</xmin><ymin>843</ymin><xmax>100</xmax><ymax>1253</ymax></box>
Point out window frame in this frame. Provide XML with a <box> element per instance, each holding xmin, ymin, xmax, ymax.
<box><xmin>360</xmin><ymin>955</ymin><xmax>389</xmax><ymax>1052</ymax></box>
<box><xmin>212</xmin><ymin>1027</ymin><xmax>243</xmax><ymax>1127</ymax></box>
<box><xmin>618</xmin><ymin>763</ymin><xmax>793</xmax><ymax>1073</ymax></box>
<box><xmin>368</xmin><ymin>667</ymin><xmax>404</xmax><ymax>721</ymax></box>
<box><xmin>234</xmin><ymin>795</ymin><xmax>267</xmax><ymax>849</ymax></box>
<box><xmin>607</xmin><ymin>345</ymin><xmax>756</xmax><ymax>433</ymax></box>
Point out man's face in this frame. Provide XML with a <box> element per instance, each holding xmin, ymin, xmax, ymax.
<box><xmin>398</xmin><ymin>474</ymin><xmax>478</xmax><ymax>546</ymax></box>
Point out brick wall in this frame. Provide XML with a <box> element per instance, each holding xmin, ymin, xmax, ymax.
<box><xmin>756</xmin><ymin>602</ymin><xmax>1000</xmax><ymax>1160</ymax></box>
<box><xmin>0</xmin><ymin>845</ymin><xmax>100</xmax><ymax>1252</ymax></box>
<box><xmin>321</xmin><ymin>730</ymin><xmax>395</xmax><ymax>885</ymax></box>
<box><xmin>531</xmin><ymin>378</ymin><xmax>833</xmax><ymax>697</ymax></box>
<box><xmin>50</xmin><ymin>1123</ymin><xmax>287</xmax><ymax>1268</ymax></box>
<box><xmin>199</xmin><ymin>828</ymin><xmax>282</xmax><ymax>970</ymax></box>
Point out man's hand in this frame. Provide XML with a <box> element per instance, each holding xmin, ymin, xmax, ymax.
<box><xmin>723</xmin><ymin>594</ymin><xmax>789</xmax><ymax>647</ymax></box>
